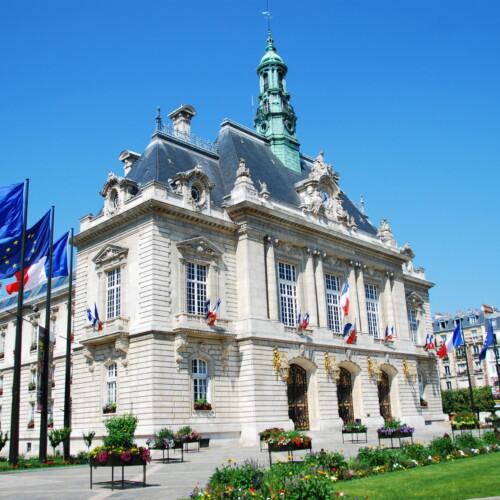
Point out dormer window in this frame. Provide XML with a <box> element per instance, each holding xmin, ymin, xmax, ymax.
<box><xmin>469</xmin><ymin>315</ymin><xmax>477</xmax><ymax>324</ymax></box>
<box><xmin>191</xmin><ymin>185</ymin><xmax>200</xmax><ymax>203</ymax></box>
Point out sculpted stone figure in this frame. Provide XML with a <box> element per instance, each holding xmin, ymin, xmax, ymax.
<box><xmin>377</xmin><ymin>218</ymin><xmax>397</xmax><ymax>247</ymax></box>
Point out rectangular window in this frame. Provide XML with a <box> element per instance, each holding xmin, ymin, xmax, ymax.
<box><xmin>469</xmin><ymin>315</ymin><xmax>477</xmax><ymax>324</ymax></box>
<box><xmin>106</xmin><ymin>268</ymin><xmax>121</xmax><ymax>319</ymax></box>
<box><xmin>444</xmin><ymin>365</ymin><xmax>451</xmax><ymax>376</ymax></box>
<box><xmin>473</xmin><ymin>345</ymin><xmax>479</xmax><ymax>354</ymax></box>
<box><xmin>439</xmin><ymin>321</ymin><xmax>446</xmax><ymax>330</ymax></box>
<box><xmin>407</xmin><ymin>310</ymin><xmax>419</xmax><ymax>343</ymax></box>
<box><xmin>458</xmin><ymin>363</ymin><xmax>467</xmax><ymax>375</ymax></box>
<box><xmin>446</xmin><ymin>381</ymin><xmax>452</xmax><ymax>390</ymax></box>
<box><xmin>278</xmin><ymin>262</ymin><xmax>297</xmax><ymax>327</ymax></box>
<box><xmin>325</xmin><ymin>274</ymin><xmax>341</xmax><ymax>333</ymax></box>
<box><xmin>471</xmin><ymin>329</ymin><xmax>478</xmax><ymax>341</ymax></box>
<box><xmin>28</xmin><ymin>402</ymin><xmax>35</xmax><ymax>425</ymax></box>
<box><xmin>365</xmin><ymin>284</ymin><xmax>380</xmax><ymax>338</ymax></box>
<box><xmin>186</xmin><ymin>262</ymin><xmax>207</xmax><ymax>315</ymax></box>
<box><xmin>0</xmin><ymin>334</ymin><xmax>5</xmax><ymax>357</ymax></box>
<box><xmin>192</xmin><ymin>359</ymin><xmax>208</xmax><ymax>402</ymax></box>
<box><xmin>106</xmin><ymin>363</ymin><xmax>117</xmax><ymax>405</ymax></box>
<box><xmin>31</xmin><ymin>324</ymin><xmax>39</xmax><ymax>347</ymax></box>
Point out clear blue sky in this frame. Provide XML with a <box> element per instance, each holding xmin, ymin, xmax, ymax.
<box><xmin>1</xmin><ymin>0</ymin><xmax>498</xmax><ymax>314</ymax></box>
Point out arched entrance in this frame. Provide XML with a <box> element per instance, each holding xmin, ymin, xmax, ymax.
<box><xmin>337</xmin><ymin>367</ymin><xmax>354</xmax><ymax>423</ymax></box>
<box><xmin>377</xmin><ymin>371</ymin><xmax>392</xmax><ymax>421</ymax></box>
<box><xmin>287</xmin><ymin>364</ymin><xmax>309</xmax><ymax>430</ymax></box>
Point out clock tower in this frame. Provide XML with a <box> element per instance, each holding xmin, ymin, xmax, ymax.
<box><xmin>254</xmin><ymin>33</ymin><xmax>301</xmax><ymax>173</ymax></box>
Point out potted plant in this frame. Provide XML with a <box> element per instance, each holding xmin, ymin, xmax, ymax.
<box><xmin>102</xmin><ymin>403</ymin><xmax>117</xmax><ymax>414</ymax></box>
<box><xmin>48</xmin><ymin>418</ymin><xmax>54</xmax><ymax>428</ymax></box>
<box><xmin>342</xmin><ymin>422</ymin><xmax>367</xmax><ymax>434</ymax></box>
<box><xmin>89</xmin><ymin>414</ymin><xmax>151</xmax><ymax>467</ymax></box>
<box><xmin>0</xmin><ymin>351</ymin><xmax>4</xmax><ymax>360</ymax></box>
<box><xmin>420</xmin><ymin>398</ymin><xmax>428</xmax><ymax>407</ymax></box>
<box><xmin>28</xmin><ymin>382</ymin><xmax>36</xmax><ymax>391</ymax></box>
<box><xmin>0</xmin><ymin>389</ymin><xmax>3</xmax><ymax>396</ymax></box>
<box><xmin>27</xmin><ymin>420</ymin><xmax>35</xmax><ymax>429</ymax></box>
<box><xmin>265</xmin><ymin>430</ymin><xmax>312</xmax><ymax>452</ymax></box>
<box><xmin>450</xmin><ymin>410</ymin><xmax>480</xmax><ymax>430</ymax></box>
<box><xmin>146</xmin><ymin>428</ymin><xmax>182</xmax><ymax>450</ymax></box>
<box><xmin>193</xmin><ymin>398</ymin><xmax>212</xmax><ymax>410</ymax></box>
<box><xmin>175</xmin><ymin>426</ymin><xmax>200</xmax><ymax>443</ymax></box>
<box><xmin>83</xmin><ymin>431</ymin><xmax>96</xmax><ymax>452</ymax></box>
<box><xmin>258</xmin><ymin>427</ymin><xmax>285</xmax><ymax>441</ymax></box>
<box><xmin>30</xmin><ymin>342</ymin><xmax>37</xmax><ymax>352</ymax></box>
<box><xmin>377</xmin><ymin>418</ymin><xmax>414</xmax><ymax>438</ymax></box>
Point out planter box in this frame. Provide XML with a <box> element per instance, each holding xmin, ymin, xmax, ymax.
<box><xmin>377</xmin><ymin>431</ymin><xmax>413</xmax><ymax>439</ymax></box>
<box><xmin>90</xmin><ymin>455</ymin><xmax>146</xmax><ymax>467</ymax></box>
<box><xmin>342</xmin><ymin>430</ymin><xmax>367</xmax><ymax>444</ymax></box>
<box><xmin>267</xmin><ymin>442</ymin><xmax>312</xmax><ymax>453</ymax></box>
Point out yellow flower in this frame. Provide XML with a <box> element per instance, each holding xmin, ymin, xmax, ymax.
<box><xmin>227</xmin><ymin>458</ymin><xmax>233</xmax><ymax>462</ymax></box>
<box><xmin>339</xmin><ymin>448</ymin><xmax>344</xmax><ymax>452</ymax></box>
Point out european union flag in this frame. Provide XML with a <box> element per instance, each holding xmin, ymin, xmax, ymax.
<box><xmin>0</xmin><ymin>210</ymin><xmax>50</xmax><ymax>280</ymax></box>
<box><xmin>0</xmin><ymin>182</ymin><xmax>23</xmax><ymax>240</ymax></box>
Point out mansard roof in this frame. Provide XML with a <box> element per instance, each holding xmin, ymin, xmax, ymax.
<box><xmin>123</xmin><ymin>119</ymin><xmax>377</xmax><ymax>235</ymax></box>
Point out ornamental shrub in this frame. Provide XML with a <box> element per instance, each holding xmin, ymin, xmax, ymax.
<box><xmin>442</xmin><ymin>387</ymin><xmax>495</xmax><ymax>414</ymax></box>
<box><xmin>454</xmin><ymin>433</ymin><xmax>483</xmax><ymax>450</ymax></box>
<box><xmin>176</xmin><ymin>426</ymin><xmax>192</xmax><ymax>437</ymax></box>
<box><xmin>304</xmin><ymin>450</ymin><xmax>347</xmax><ymax>469</ymax></box>
<box><xmin>428</xmin><ymin>436</ymin><xmax>456</xmax><ymax>457</ymax></box>
<box><xmin>481</xmin><ymin>431</ymin><xmax>500</xmax><ymax>446</ymax></box>
<box><xmin>210</xmin><ymin>458</ymin><xmax>265</xmax><ymax>493</ymax></box>
<box><xmin>400</xmin><ymin>441</ymin><xmax>428</xmax><ymax>461</ymax></box>
<box><xmin>102</xmin><ymin>414</ymin><xmax>138</xmax><ymax>449</ymax></box>
<box><xmin>356</xmin><ymin>446</ymin><xmax>392</xmax><ymax>468</ymax></box>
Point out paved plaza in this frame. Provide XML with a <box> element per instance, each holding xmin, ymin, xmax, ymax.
<box><xmin>0</xmin><ymin>425</ymin><xmax>460</xmax><ymax>500</ymax></box>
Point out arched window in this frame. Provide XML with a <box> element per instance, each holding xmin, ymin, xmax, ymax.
<box><xmin>263</xmin><ymin>72</ymin><xmax>269</xmax><ymax>91</ymax></box>
<box><xmin>192</xmin><ymin>358</ymin><xmax>208</xmax><ymax>402</ymax></box>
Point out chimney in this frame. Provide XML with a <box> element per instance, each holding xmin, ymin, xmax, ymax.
<box><xmin>119</xmin><ymin>150</ymin><xmax>140</xmax><ymax>176</ymax></box>
<box><xmin>167</xmin><ymin>104</ymin><xmax>197</xmax><ymax>135</ymax></box>
<box><xmin>482</xmin><ymin>304</ymin><xmax>494</xmax><ymax>315</ymax></box>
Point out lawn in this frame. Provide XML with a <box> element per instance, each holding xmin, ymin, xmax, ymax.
<box><xmin>341</xmin><ymin>453</ymin><xmax>500</xmax><ymax>500</ymax></box>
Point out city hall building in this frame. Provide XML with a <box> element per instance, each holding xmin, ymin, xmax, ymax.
<box><xmin>0</xmin><ymin>34</ymin><xmax>446</xmax><ymax>451</ymax></box>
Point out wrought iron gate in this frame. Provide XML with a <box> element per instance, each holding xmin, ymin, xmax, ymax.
<box><xmin>377</xmin><ymin>371</ymin><xmax>392</xmax><ymax>421</ymax></box>
<box><xmin>337</xmin><ymin>367</ymin><xmax>354</xmax><ymax>424</ymax></box>
<box><xmin>287</xmin><ymin>364</ymin><xmax>310</xmax><ymax>430</ymax></box>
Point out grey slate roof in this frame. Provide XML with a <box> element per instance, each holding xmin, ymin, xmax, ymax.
<box><xmin>125</xmin><ymin>119</ymin><xmax>377</xmax><ymax>235</ymax></box>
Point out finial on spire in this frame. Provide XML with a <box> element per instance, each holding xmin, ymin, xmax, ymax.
<box><xmin>262</xmin><ymin>0</ymin><xmax>272</xmax><ymax>36</ymax></box>
<box><xmin>155</xmin><ymin>107</ymin><xmax>162</xmax><ymax>131</ymax></box>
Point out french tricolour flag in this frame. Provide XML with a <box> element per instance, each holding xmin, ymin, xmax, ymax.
<box><xmin>205</xmin><ymin>299</ymin><xmax>221</xmax><ymax>326</ymax></box>
<box><xmin>5</xmin><ymin>231</ymin><xmax>70</xmax><ymax>294</ymax></box>
<box><xmin>340</xmin><ymin>282</ymin><xmax>350</xmax><ymax>316</ymax></box>
<box><xmin>437</xmin><ymin>323</ymin><xmax>463</xmax><ymax>358</ymax></box>
<box><xmin>343</xmin><ymin>322</ymin><xmax>356</xmax><ymax>344</ymax></box>
<box><xmin>424</xmin><ymin>334</ymin><xmax>435</xmax><ymax>351</ymax></box>
<box><xmin>384</xmin><ymin>326</ymin><xmax>393</xmax><ymax>341</ymax></box>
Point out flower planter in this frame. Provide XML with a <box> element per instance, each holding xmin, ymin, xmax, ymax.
<box><xmin>342</xmin><ymin>429</ymin><xmax>367</xmax><ymax>444</ymax></box>
<box><xmin>89</xmin><ymin>455</ymin><xmax>148</xmax><ymax>490</ymax></box>
<box><xmin>377</xmin><ymin>430</ymin><xmax>413</xmax><ymax>447</ymax></box>
<box><xmin>267</xmin><ymin>440</ymin><xmax>312</xmax><ymax>467</ymax></box>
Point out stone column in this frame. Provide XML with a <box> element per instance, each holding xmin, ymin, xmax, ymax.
<box><xmin>303</xmin><ymin>248</ymin><xmax>318</xmax><ymax>327</ymax></box>
<box><xmin>355</xmin><ymin>263</ymin><xmax>369</xmax><ymax>335</ymax></box>
<box><xmin>314</xmin><ymin>252</ymin><xmax>328</xmax><ymax>328</ymax></box>
<box><xmin>265</xmin><ymin>236</ymin><xmax>279</xmax><ymax>321</ymax></box>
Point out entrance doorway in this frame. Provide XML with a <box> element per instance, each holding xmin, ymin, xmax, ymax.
<box><xmin>287</xmin><ymin>364</ymin><xmax>309</xmax><ymax>430</ymax></box>
<box><xmin>337</xmin><ymin>367</ymin><xmax>354</xmax><ymax>423</ymax></box>
<box><xmin>377</xmin><ymin>371</ymin><xmax>392</xmax><ymax>421</ymax></box>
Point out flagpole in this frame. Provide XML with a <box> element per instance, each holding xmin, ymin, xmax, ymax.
<box><xmin>63</xmin><ymin>228</ymin><xmax>74</xmax><ymax>460</ymax></box>
<box><xmin>461</xmin><ymin>320</ymin><xmax>477</xmax><ymax>417</ymax></box>
<box><xmin>39</xmin><ymin>206</ymin><xmax>54</xmax><ymax>462</ymax></box>
<box><xmin>491</xmin><ymin>320</ymin><xmax>500</xmax><ymax>392</ymax></box>
<box><xmin>9</xmin><ymin>179</ymin><xmax>29</xmax><ymax>466</ymax></box>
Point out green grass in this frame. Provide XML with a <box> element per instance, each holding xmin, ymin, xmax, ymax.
<box><xmin>341</xmin><ymin>453</ymin><xmax>500</xmax><ymax>500</ymax></box>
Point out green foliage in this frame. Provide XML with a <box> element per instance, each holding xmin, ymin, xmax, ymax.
<box><xmin>0</xmin><ymin>431</ymin><xmax>8</xmax><ymax>452</ymax></box>
<box><xmin>428</xmin><ymin>436</ymin><xmax>456</xmax><ymax>457</ymax></box>
<box><xmin>176</xmin><ymin>426</ymin><xmax>192</xmax><ymax>437</ymax></box>
<box><xmin>157</xmin><ymin>427</ymin><xmax>175</xmax><ymax>439</ymax></box>
<box><xmin>442</xmin><ymin>387</ymin><xmax>495</xmax><ymax>414</ymax></box>
<box><xmin>454</xmin><ymin>433</ymin><xmax>484</xmax><ymax>450</ymax></box>
<box><xmin>380</xmin><ymin>418</ymin><xmax>403</xmax><ymax>430</ymax></box>
<box><xmin>399</xmin><ymin>441</ymin><xmax>428</xmax><ymax>461</ymax></box>
<box><xmin>342</xmin><ymin>422</ymin><xmax>367</xmax><ymax>433</ymax></box>
<box><xmin>209</xmin><ymin>458</ymin><xmax>265</xmax><ymax>493</ymax></box>
<box><xmin>48</xmin><ymin>428</ymin><xmax>71</xmax><ymax>452</ymax></box>
<box><xmin>82</xmin><ymin>431</ymin><xmax>95</xmax><ymax>449</ymax></box>
<box><xmin>481</xmin><ymin>431</ymin><xmax>500</xmax><ymax>446</ymax></box>
<box><xmin>75</xmin><ymin>451</ymin><xmax>89</xmax><ymax>463</ymax></box>
<box><xmin>102</xmin><ymin>414</ymin><xmax>138</xmax><ymax>449</ymax></box>
<box><xmin>304</xmin><ymin>450</ymin><xmax>347</xmax><ymax>469</ymax></box>
<box><xmin>356</xmin><ymin>446</ymin><xmax>392</xmax><ymax>468</ymax></box>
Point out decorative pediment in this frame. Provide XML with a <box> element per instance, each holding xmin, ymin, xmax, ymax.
<box><xmin>176</xmin><ymin>236</ymin><xmax>223</xmax><ymax>260</ymax></box>
<box><xmin>93</xmin><ymin>244</ymin><xmax>128</xmax><ymax>270</ymax></box>
<box><xmin>171</xmin><ymin>164</ymin><xmax>215</xmax><ymax>212</ymax></box>
<box><xmin>100</xmin><ymin>171</ymin><xmax>139</xmax><ymax>216</ymax></box>
<box><xmin>406</xmin><ymin>291</ymin><xmax>425</xmax><ymax>309</ymax></box>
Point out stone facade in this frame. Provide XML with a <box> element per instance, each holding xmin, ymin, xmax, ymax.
<box><xmin>0</xmin><ymin>33</ymin><xmax>448</xmax><ymax>455</ymax></box>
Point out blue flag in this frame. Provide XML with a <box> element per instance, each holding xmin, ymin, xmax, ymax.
<box><xmin>479</xmin><ymin>321</ymin><xmax>494</xmax><ymax>361</ymax></box>
<box><xmin>0</xmin><ymin>182</ymin><xmax>23</xmax><ymax>240</ymax></box>
<box><xmin>51</xmin><ymin>231</ymin><xmax>70</xmax><ymax>278</ymax></box>
<box><xmin>0</xmin><ymin>210</ymin><xmax>50</xmax><ymax>279</ymax></box>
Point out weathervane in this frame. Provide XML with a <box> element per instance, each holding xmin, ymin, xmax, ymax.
<box><xmin>263</xmin><ymin>1</ymin><xmax>272</xmax><ymax>34</ymax></box>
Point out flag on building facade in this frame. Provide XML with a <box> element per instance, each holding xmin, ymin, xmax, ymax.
<box><xmin>385</xmin><ymin>326</ymin><xmax>393</xmax><ymax>341</ymax></box>
<box><xmin>479</xmin><ymin>321</ymin><xmax>494</xmax><ymax>362</ymax></box>
<box><xmin>424</xmin><ymin>334</ymin><xmax>435</xmax><ymax>351</ymax></box>
<box><xmin>205</xmin><ymin>299</ymin><xmax>221</xmax><ymax>326</ymax></box>
<box><xmin>93</xmin><ymin>303</ymin><xmax>103</xmax><ymax>331</ymax></box>
<box><xmin>301</xmin><ymin>313</ymin><xmax>310</xmax><ymax>330</ymax></box>
<box><xmin>0</xmin><ymin>210</ymin><xmax>50</xmax><ymax>280</ymax></box>
<box><xmin>5</xmin><ymin>231</ymin><xmax>70</xmax><ymax>294</ymax></box>
<box><xmin>0</xmin><ymin>182</ymin><xmax>24</xmax><ymax>240</ymax></box>
<box><xmin>343</xmin><ymin>322</ymin><xmax>356</xmax><ymax>344</ymax></box>
<box><xmin>437</xmin><ymin>323</ymin><xmax>463</xmax><ymax>358</ymax></box>
<box><xmin>340</xmin><ymin>282</ymin><xmax>350</xmax><ymax>316</ymax></box>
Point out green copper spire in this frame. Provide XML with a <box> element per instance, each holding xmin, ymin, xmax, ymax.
<box><xmin>254</xmin><ymin>34</ymin><xmax>301</xmax><ymax>173</ymax></box>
